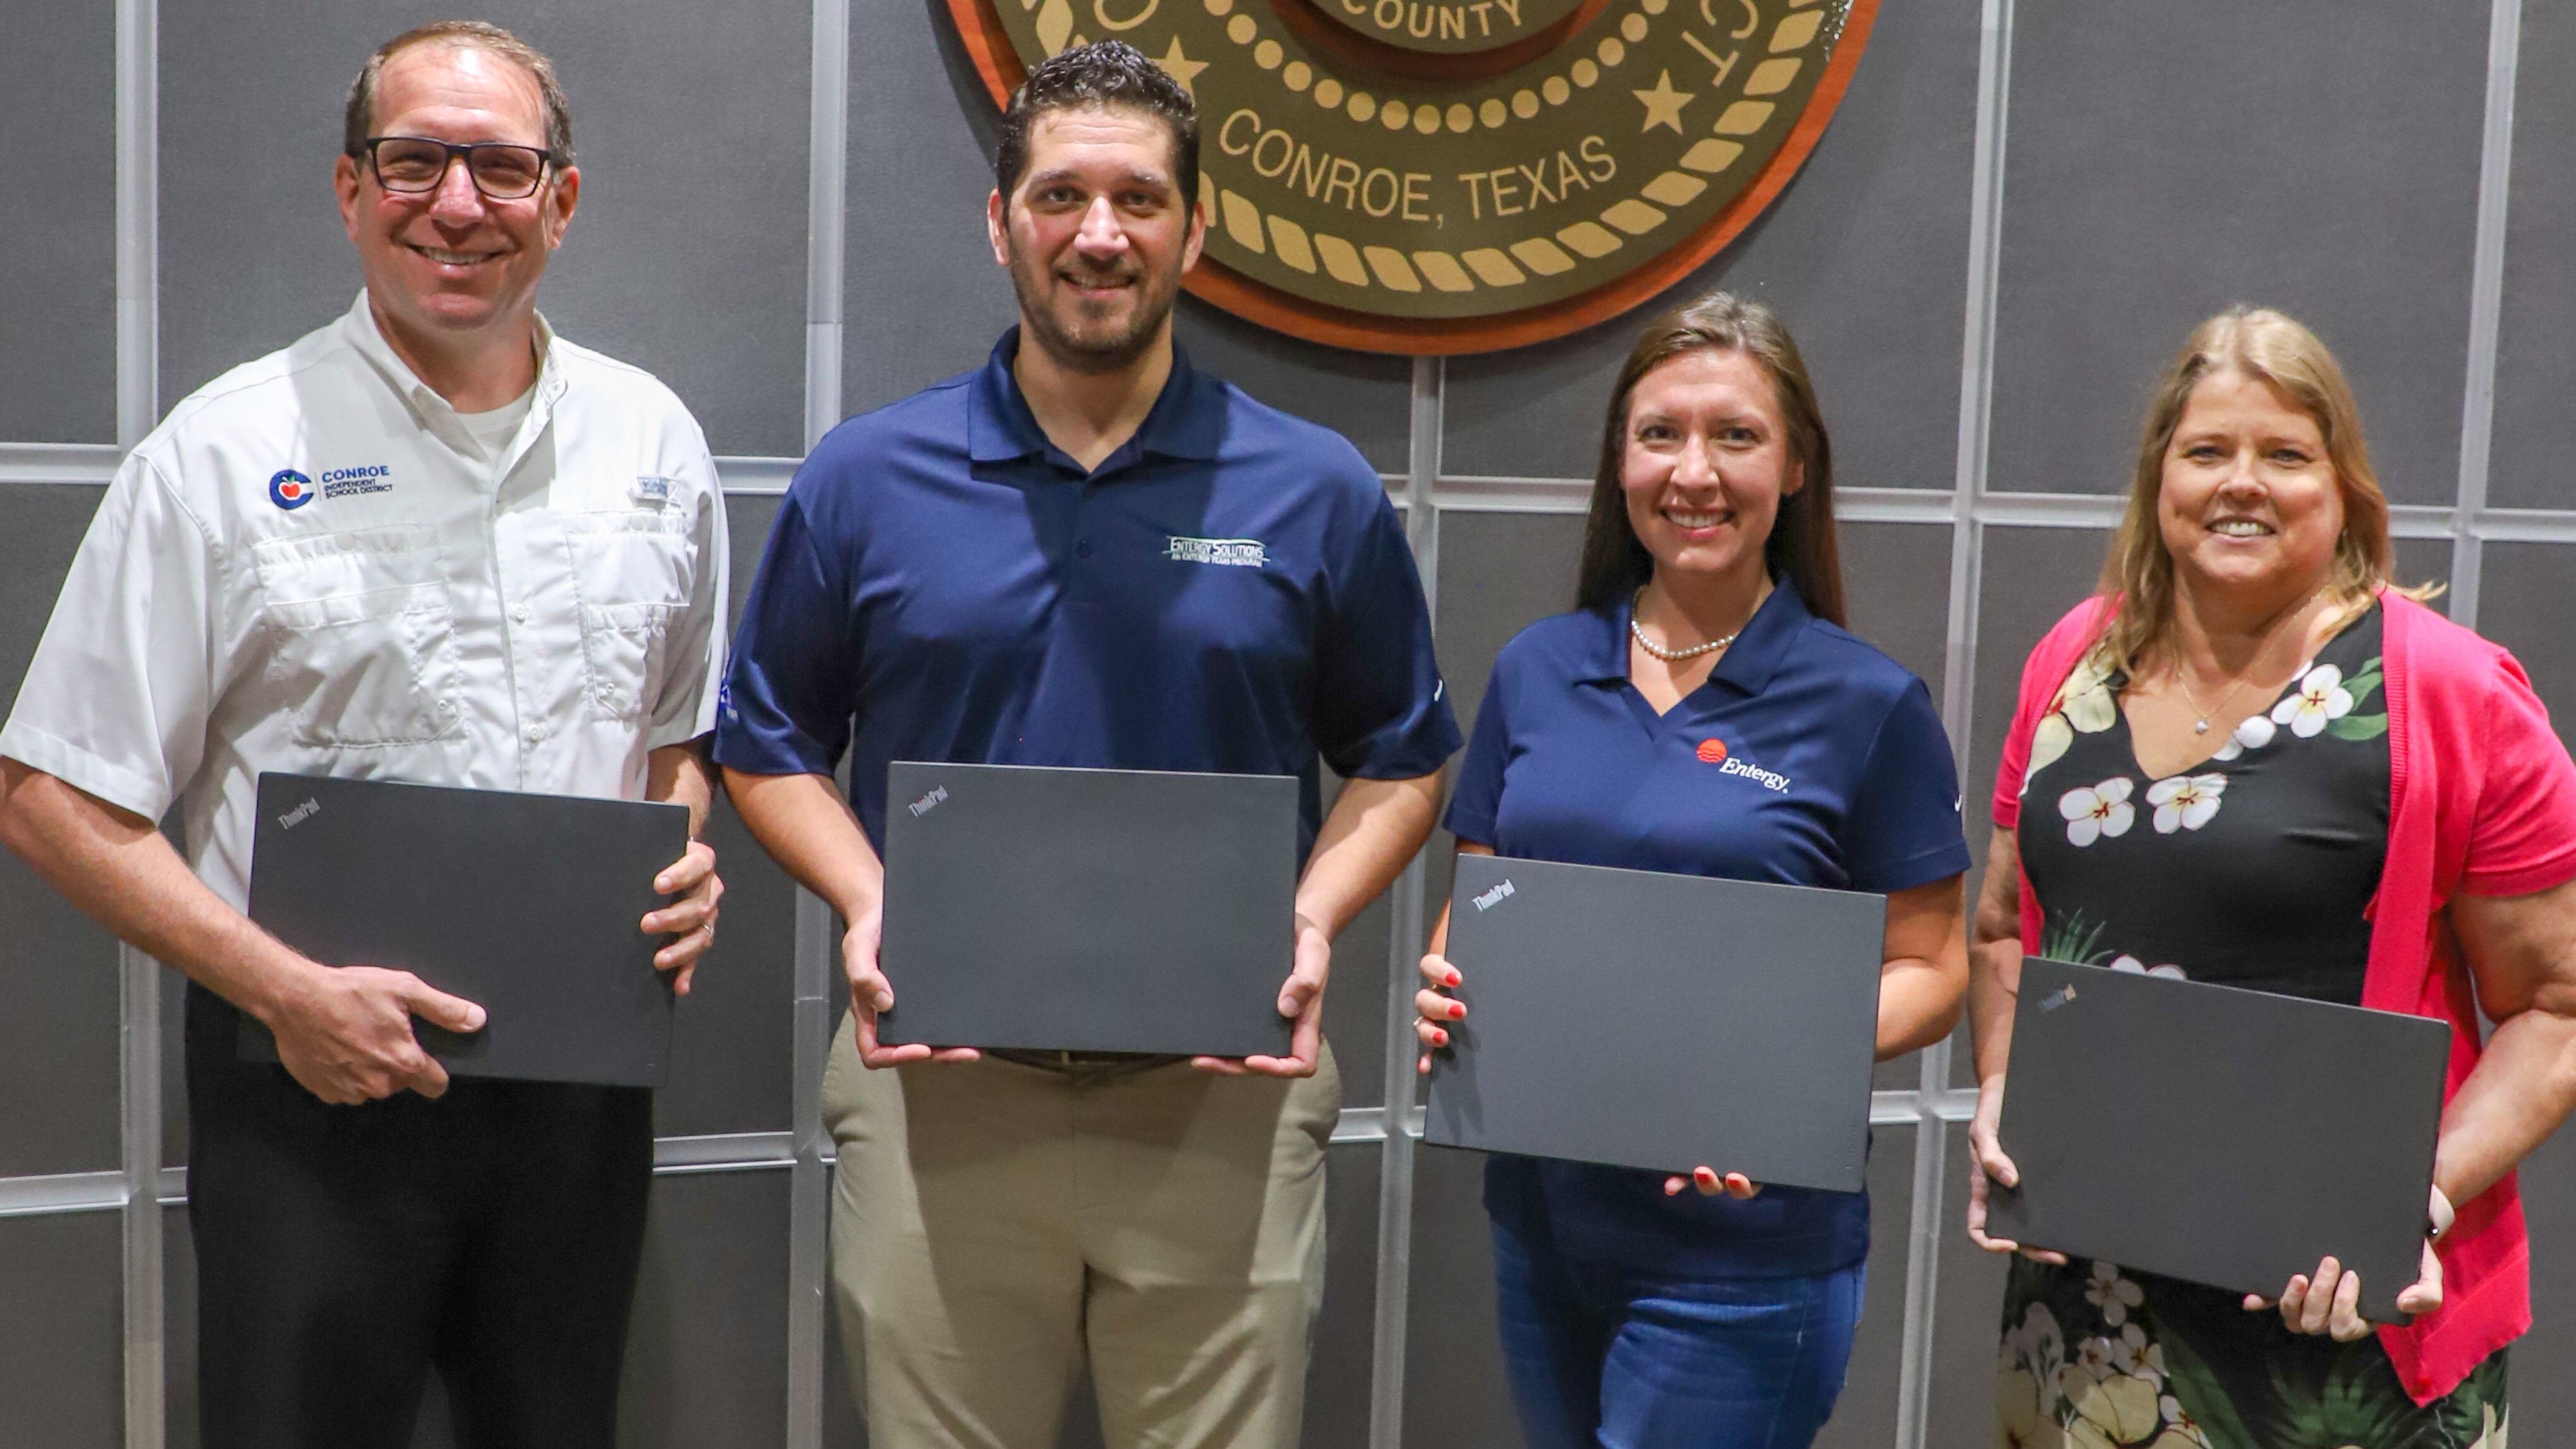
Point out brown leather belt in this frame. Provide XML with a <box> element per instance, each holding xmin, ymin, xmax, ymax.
<box><xmin>987</xmin><ymin>1048</ymin><xmax>1189</xmax><ymax>1078</ymax></box>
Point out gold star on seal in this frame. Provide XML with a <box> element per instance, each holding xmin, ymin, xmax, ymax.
<box><xmin>1632</xmin><ymin>69</ymin><xmax>1693</xmax><ymax>134</ymax></box>
<box><xmin>1156</xmin><ymin>36</ymin><xmax>1208</xmax><ymax>95</ymax></box>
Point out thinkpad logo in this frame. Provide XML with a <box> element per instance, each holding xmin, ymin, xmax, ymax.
<box><xmin>1472</xmin><ymin>878</ymin><xmax>1515</xmax><ymax>911</ymax></box>
<box><xmin>277</xmin><ymin>797</ymin><xmax>322</xmax><ymax>830</ymax></box>
<box><xmin>2038</xmin><ymin>984</ymin><xmax>2077</xmax><ymax>1013</ymax></box>
<box><xmin>908</xmin><ymin>785</ymin><xmax>948</xmax><ymax>817</ymax></box>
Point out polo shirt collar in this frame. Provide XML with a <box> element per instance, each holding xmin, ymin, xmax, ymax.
<box><xmin>1578</xmin><ymin>575</ymin><xmax>1813</xmax><ymax>698</ymax></box>
<box><xmin>337</xmin><ymin>290</ymin><xmax>566</xmax><ymax>461</ymax></box>
<box><xmin>967</xmin><ymin>325</ymin><xmax>1224</xmax><ymax>468</ymax></box>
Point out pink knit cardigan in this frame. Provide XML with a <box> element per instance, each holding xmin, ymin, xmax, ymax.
<box><xmin>1992</xmin><ymin>590</ymin><xmax>2576</xmax><ymax>1403</ymax></box>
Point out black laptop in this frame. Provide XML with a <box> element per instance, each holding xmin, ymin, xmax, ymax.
<box><xmin>1424</xmin><ymin>853</ymin><xmax>1886</xmax><ymax>1192</ymax></box>
<box><xmin>1986</xmin><ymin>956</ymin><xmax>2449</xmax><ymax>1323</ymax></box>
<box><xmin>875</xmin><ymin>761</ymin><xmax>1298</xmax><ymax>1058</ymax></box>
<box><xmin>241</xmin><ymin>771</ymin><xmax>690</xmax><ymax>1088</ymax></box>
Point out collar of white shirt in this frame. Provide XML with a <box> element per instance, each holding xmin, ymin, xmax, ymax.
<box><xmin>337</xmin><ymin>290</ymin><xmax>569</xmax><ymax>471</ymax></box>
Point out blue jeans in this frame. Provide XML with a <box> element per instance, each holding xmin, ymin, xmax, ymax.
<box><xmin>1491</xmin><ymin>1210</ymin><xmax>1865</xmax><ymax>1449</ymax></box>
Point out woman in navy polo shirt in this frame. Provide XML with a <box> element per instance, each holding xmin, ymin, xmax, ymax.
<box><xmin>1413</xmin><ymin>292</ymin><xmax>1972</xmax><ymax>1448</ymax></box>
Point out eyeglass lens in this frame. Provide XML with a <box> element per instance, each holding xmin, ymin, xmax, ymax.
<box><xmin>373</xmin><ymin>139</ymin><xmax>548</xmax><ymax>199</ymax></box>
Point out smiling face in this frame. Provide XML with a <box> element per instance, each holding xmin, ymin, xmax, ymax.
<box><xmin>333</xmin><ymin>42</ymin><xmax>577</xmax><ymax>352</ymax></box>
<box><xmin>987</xmin><ymin>105</ymin><xmax>1203</xmax><ymax>374</ymax></box>
<box><xmin>2155</xmin><ymin>367</ymin><xmax>2345</xmax><ymax>602</ymax></box>
<box><xmin>1619</xmin><ymin>347</ymin><xmax>1804</xmax><ymax>592</ymax></box>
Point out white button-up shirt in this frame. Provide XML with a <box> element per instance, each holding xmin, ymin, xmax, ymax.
<box><xmin>1</xmin><ymin>293</ymin><xmax>728</xmax><ymax>909</ymax></box>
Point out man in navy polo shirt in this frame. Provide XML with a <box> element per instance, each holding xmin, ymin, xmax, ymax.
<box><xmin>715</xmin><ymin>40</ymin><xmax>1457</xmax><ymax>1449</ymax></box>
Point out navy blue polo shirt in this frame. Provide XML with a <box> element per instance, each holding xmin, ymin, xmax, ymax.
<box><xmin>713</xmin><ymin>329</ymin><xmax>1460</xmax><ymax>861</ymax></box>
<box><xmin>1446</xmin><ymin>582</ymin><xmax>1969</xmax><ymax>1279</ymax></box>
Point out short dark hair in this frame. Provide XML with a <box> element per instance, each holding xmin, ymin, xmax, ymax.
<box><xmin>345</xmin><ymin>21</ymin><xmax>574</xmax><ymax>162</ymax></box>
<box><xmin>994</xmin><ymin>40</ymin><xmax>1198</xmax><ymax>212</ymax></box>
<box><xmin>1575</xmin><ymin>291</ymin><xmax>1847</xmax><ymax>627</ymax></box>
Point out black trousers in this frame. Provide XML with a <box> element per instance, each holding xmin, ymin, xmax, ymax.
<box><xmin>185</xmin><ymin>984</ymin><xmax>653</xmax><ymax>1449</ymax></box>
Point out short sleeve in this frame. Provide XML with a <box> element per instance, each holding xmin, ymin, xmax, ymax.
<box><xmin>1312</xmin><ymin>488</ymin><xmax>1462</xmax><ymax>780</ymax></box>
<box><xmin>1441</xmin><ymin>664</ymin><xmax>1514</xmax><ymax>848</ymax></box>
<box><xmin>0</xmin><ymin>454</ymin><xmax>217</xmax><ymax>821</ymax></box>
<box><xmin>645</xmin><ymin>427</ymin><xmax>730</xmax><ymax>751</ymax></box>
<box><xmin>2458</xmin><ymin>650</ymin><xmax>2576</xmax><ymax>898</ymax></box>
<box><xmin>711</xmin><ymin>487</ymin><xmax>852</xmax><ymax>778</ymax></box>
<box><xmin>1845</xmin><ymin>678</ymin><xmax>1972</xmax><ymax>893</ymax></box>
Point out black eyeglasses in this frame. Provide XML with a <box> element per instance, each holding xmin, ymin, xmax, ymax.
<box><xmin>360</xmin><ymin>136</ymin><xmax>559</xmax><ymax>200</ymax></box>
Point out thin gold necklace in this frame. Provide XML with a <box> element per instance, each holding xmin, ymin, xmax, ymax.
<box><xmin>2169</xmin><ymin>586</ymin><xmax>2329</xmax><ymax>735</ymax></box>
<box><xmin>1630</xmin><ymin>587</ymin><xmax>1743</xmax><ymax>662</ymax></box>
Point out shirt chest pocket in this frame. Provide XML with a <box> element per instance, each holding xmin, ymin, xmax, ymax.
<box><xmin>564</xmin><ymin>510</ymin><xmax>694</xmax><ymax>724</ymax></box>
<box><xmin>253</xmin><ymin>528</ymin><xmax>465</xmax><ymax>749</ymax></box>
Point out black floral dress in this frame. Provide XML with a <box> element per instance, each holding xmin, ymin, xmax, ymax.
<box><xmin>1998</xmin><ymin>604</ymin><xmax>2509</xmax><ymax>1449</ymax></box>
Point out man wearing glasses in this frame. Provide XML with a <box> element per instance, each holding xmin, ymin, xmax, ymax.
<box><xmin>0</xmin><ymin>21</ymin><xmax>725</xmax><ymax>1447</ymax></box>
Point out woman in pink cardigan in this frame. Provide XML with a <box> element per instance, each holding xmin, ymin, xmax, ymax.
<box><xmin>1964</xmin><ymin>308</ymin><xmax>2576</xmax><ymax>1446</ymax></box>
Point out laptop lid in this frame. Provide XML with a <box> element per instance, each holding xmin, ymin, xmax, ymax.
<box><xmin>876</xmin><ymin>761</ymin><xmax>1297</xmax><ymax>1058</ymax></box>
<box><xmin>1424</xmin><ymin>853</ymin><xmax>1885</xmax><ymax>1193</ymax></box>
<box><xmin>241</xmin><ymin>771</ymin><xmax>689</xmax><ymax>1088</ymax></box>
<box><xmin>1986</xmin><ymin>956</ymin><xmax>2449</xmax><ymax>1324</ymax></box>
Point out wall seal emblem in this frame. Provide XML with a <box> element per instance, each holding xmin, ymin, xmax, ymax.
<box><xmin>945</xmin><ymin>0</ymin><xmax>1874</xmax><ymax>353</ymax></box>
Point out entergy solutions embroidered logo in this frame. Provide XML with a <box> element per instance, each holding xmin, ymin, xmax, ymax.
<box><xmin>1166</xmin><ymin>535</ymin><xmax>1267</xmax><ymax>568</ymax></box>
<box><xmin>268</xmin><ymin>469</ymin><xmax>315</xmax><ymax>510</ymax></box>
<box><xmin>1698</xmin><ymin>737</ymin><xmax>1790</xmax><ymax>794</ymax></box>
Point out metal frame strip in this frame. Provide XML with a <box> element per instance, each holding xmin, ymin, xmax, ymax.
<box><xmin>786</xmin><ymin>6</ymin><xmax>854</xmax><ymax>1445</ymax></box>
<box><xmin>1367</xmin><ymin>355</ymin><xmax>1444</xmax><ymax>1449</ymax></box>
<box><xmin>2450</xmin><ymin>0</ymin><xmax>2523</xmax><ymax>630</ymax></box>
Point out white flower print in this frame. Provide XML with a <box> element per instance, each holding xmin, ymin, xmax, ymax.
<box><xmin>2109</xmin><ymin>955</ymin><xmax>2188</xmax><ymax>980</ymax></box>
<box><xmin>2207</xmin><ymin>712</ymin><xmax>2276</xmax><ymax>763</ymax></box>
<box><xmin>2024</xmin><ymin>660</ymin><xmax>2120</xmax><ymax>788</ymax></box>
<box><xmin>2103</xmin><ymin>1323</ymin><xmax>2157</xmax><ymax>1378</ymax></box>
<box><xmin>2145</xmin><ymin>773</ymin><xmax>2226</xmax><ymax>834</ymax></box>
<box><xmin>2085</xmin><ymin>1262</ymin><xmax>2145</xmax><ymax>1329</ymax></box>
<box><xmin>2271</xmin><ymin>663</ymin><xmax>2355</xmax><ymax>739</ymax></box>
<box><xmin>2059</xmin><ymin>778</ymin><xmax>2136</xmax><ymax>847</ymax></box>
<box><xmin>2157</xmin><ymin>1396</ymin><xmax>2212</xmax><ymax>1448</ymax></box>
<box><xmin>2071</xmin><ymin>1336</ymin><xmax>2117</xmax><ymax>1380</ymax></box>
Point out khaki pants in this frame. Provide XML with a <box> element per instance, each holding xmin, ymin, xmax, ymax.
<box><xmin>823</xmin><ymin>1020</ymin><xmax>1340</xmax><ymax>1449</ymax></box>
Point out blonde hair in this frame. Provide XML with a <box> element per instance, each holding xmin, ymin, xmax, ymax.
<box><xmin>2091</xmin><ymin>306</ymin><xmax>2434</xmax><ymax>679</ymax></box>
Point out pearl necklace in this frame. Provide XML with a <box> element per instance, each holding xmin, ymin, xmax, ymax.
<box><xmin>1630</xmin><ymin>590</ymin><xmax>1741</xmax><ymax>662</ymax></box>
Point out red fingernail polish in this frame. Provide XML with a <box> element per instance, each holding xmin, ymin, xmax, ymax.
<box><xmin>1446</xmin><ymin>971</ymin><xmax>1461</xmax><ymax>986</ymax></box>
<box><xmin>1434</xmin><ymin>1029</ymin><xmax>1449</xmax><ymax>1046</ymax></box>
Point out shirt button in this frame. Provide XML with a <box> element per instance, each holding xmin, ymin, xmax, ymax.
<box><xmin>512</xmin><ymin>604</ymin><xmax>531</xmax><ymax>624</ymax></box>
<box><xmin>1076</xmin><ymin>540</ymin><xmax>1093</xmax><ymax>558</ymax></box>
<box><xmin>524</xmin><ymin>725</ymin><xmax>544</xmax><ymax>744</ymax></box>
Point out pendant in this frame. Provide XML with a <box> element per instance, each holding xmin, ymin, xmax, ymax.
<box><xmin>2194</xmin><ymin>719</ymin><xmax>2210</xmax><ymax>734</ymax></box>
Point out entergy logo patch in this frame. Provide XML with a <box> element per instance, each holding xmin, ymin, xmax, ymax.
<box><xmin>1166</xmin><ymin>535</ymin><xmax>1267</xmax><ymax>568</ymax></box>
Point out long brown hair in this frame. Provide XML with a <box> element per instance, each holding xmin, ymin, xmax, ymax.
<box><xmin>2092</xmin><ymin>306</ymin><xmax>2434</xmax><ymax>679</ymax></box>
<box><xmin>1574</xmin><ymin>291</ymin><xmax>1845</xmax><ymax>626</ymax></box>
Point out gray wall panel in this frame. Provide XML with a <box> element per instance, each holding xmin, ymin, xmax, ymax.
<box><xmin>2391</xmin><ymin>536</ymin><xmax>2454</xmax><ymax>616</ymax></box>
<box><xmin>618</xmin><ymin>1171</ymin><xmax>796</xmax><ymax>1449</ymax></box>
<box><xmin>2511</xmin><ymin>1124</ymin><xmax>2576</xmax><ymax>1431</ymax></box>
<box><xmin>2488</xmin><ymin>0</ymin><xmax>2576</xmax><ymax>511</ymax></box>
<box><xmin>157</xmin><ymin>1</ymin><xmax>808</xmax><ymax>456</ymax></box>
<box><xmin>0</xmin><ymin>1211</ymin><xmax>122</xmax><ymax>1449</ymax></box>
<box><xmin>661</xmin><ymin>494</ymin><xmax>797</xmax><ymax>1136</ymax></box>
<box><xmin>1808</xmin><ymin>1126</ymin><xmax>1914</xmax><ymax>1449</ymax></box>
<box><xmin>1176</xmin><ymin>303</ymin><xmax>1412</xmax><ymax>473</ymax></box>
<box><xmin>842</xmin><ymin>0</ymin><xmax>1023</xmax><ymax>418</ymax></box>
<box><xmin>1399</xmin><ymin>1143</ymin><xmax>1521</xmax><ymax>1449</ymax></box>
<box><xmin>2473</xmin><ymin>541</ymin><xmax>2576</xmax><ymax>747</ymax></box>
<box><xmin>1441</xmin><ymin>0</ymin><xmax>1982</xmax><ymax>488</ymax></box>
<box><xmin>1988</xmin><ymin>1</ymin><xmax>2485</xmax><ymax>505</ymax></box>
<box><xmin>0</xmin><ymin>486</ymin><xmax>124</xmax><ymax>1175</ymax></box>
<box><xmin>0</xmin><ymin>5</ymin><xmax>116</xmax><ymax>444</ymax></box>
<box><xmin>1926</xmin><ymin>1119</ymin><xmax>2011</xmax><ymax>1448</ymax></box>
<box><xmin>1840</xmin><ymin>520</ymin><xmax>1954</xmax><ymax>694</ymax></box>
<box><xmin>1433</xmin><ymin>511</ymin><xmax>1589</xmax><ymax>739</ymax></box>
<box><xmin>1965</xmin><ymin>526</ymin><xmax>2115</xmax><ymax>873</ymax></box>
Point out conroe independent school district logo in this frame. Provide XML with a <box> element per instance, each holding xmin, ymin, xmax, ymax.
<box><xmin>268</xmin><ymin>469</ymin><xmax>315</xmax><ymax>510</ymax></box>
<box><xmin>944</xmin><ymin>0</ymin><xmax>1871</xmax><ymax>353</ymax></box>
